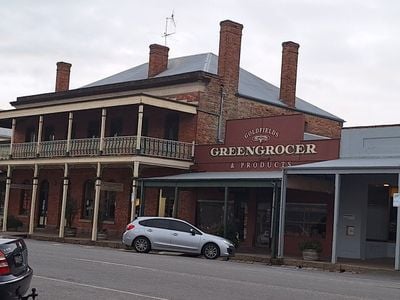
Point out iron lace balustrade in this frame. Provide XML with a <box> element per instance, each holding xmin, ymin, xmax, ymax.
<box><xmin>12</xmin><ymin>142</ymin><xmax>37</xmax><ymax>159</ymax></box>
<box><xmin>0</xmin><ymin>144</ymin><xmax>10</xmax><ymax>160</ymax></box>
<box><xmin>4</xmin><ymin>136</ymin><xmax>193</xmax><ymax>160</ymax></box>
<box><xmin>69</xmin><ymin>138</ymin><xmax>100</xmax><ymax>157</ymax></box>
<box><xmin>40</xmin><ymin>140</ymin><xmax>68</xmax><ymax>157</ymax></box>
<box><xmin>103</xmin><ymin>136</ymin><xmax>137</xmax><ymax>155</ymax></box>
<box><xmin>140</xmin><ymin>136</ymin><xmax>193</xmax><ymax>160</ymax></box>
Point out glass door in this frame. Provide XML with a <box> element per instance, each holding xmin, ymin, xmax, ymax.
<box><xmin>38</xmin><ymin>180</ymin><xmax>49</xmax><ymax>227</ymax></box>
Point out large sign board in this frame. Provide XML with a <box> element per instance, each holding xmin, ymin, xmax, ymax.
<box><xmin>195</xmin><ymin>114</ymin><xmax>340</xmax><ymax>172</ymax></box>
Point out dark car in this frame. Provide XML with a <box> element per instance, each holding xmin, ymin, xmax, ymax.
<box><xmin>0</xmin><ymin>237</ymin><xmax>33</xmax><ymax>300</ymax></box>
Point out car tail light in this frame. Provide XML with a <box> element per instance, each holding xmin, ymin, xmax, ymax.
<box><xmin>126</xmin><ymin>224</ymin><xmax>135</xmax><ymax>231</ymax></box>
<box><xmin>0</xmin><ymin>251</ymin><xmax>10</xmax><ymax>275</ymax></box>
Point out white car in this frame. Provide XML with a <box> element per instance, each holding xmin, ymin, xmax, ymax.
<box><xmin>122</xmin><ymin>217</ymin><xmax>235</xmax><ymax>259</ymax></box>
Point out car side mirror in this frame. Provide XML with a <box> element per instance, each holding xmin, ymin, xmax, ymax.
<box><xmin>190</xmin><ymin>228</ymin><xmax>196</xmax><ymax>236</ymax></box>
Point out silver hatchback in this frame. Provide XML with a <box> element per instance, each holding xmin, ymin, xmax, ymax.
<box><xmin>122</xmin><ymin>217</ymin><xmax>235</xmax><ymax>259</ymax></box>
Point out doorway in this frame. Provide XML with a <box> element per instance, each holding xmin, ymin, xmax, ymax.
<box><xmin>38</xmin><ymin>180</ymin><xmax>49</xmax><ymax>227</ymax></box>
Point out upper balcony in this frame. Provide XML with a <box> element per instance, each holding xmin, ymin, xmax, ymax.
<box><xmin>0</xmin><ymin>135</ymin><xmax>194</xmax><ymax>162</ymax></box>
<box><xmin>0</xmin><ymin>94</ymin><xmax>199</xmax><ymax>167</ymax></box>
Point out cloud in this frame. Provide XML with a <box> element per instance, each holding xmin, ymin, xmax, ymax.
<box><xmin>1</xmin><ymin>1</ymin><xmax>399</xmax><ymax>126</ymax></box>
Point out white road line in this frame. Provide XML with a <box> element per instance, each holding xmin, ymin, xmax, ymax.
<box><xmin>34</xmin><ymin>275</ymin><xmax>168</xmax><ymax>300</ymax></box>
<box><xmin>72</xmin><ymin>258</ymin><xmax>367</xmax><ymax>299</ymax></box>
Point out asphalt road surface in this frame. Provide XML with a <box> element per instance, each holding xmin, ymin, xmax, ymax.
<box><xmin>26</xmin><ymin>239</ymin><xmax>400</xmax><ymax>300</ymax></box>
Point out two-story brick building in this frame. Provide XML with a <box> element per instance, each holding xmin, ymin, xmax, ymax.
<box><xmin>0</xmin><ymin>20</ymin><xmax>343</xmax><ymax>256</ymax></box>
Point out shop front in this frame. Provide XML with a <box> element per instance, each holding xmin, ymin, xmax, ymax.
<box><xmin>279</xmin><ymin>125</ymin><xmax>400</xmax><ymax>270</ymax></box>
<box><xmin>141</xmin><ymin>114</ymin><xmax>340</xmax><ymax>254</ymax></box>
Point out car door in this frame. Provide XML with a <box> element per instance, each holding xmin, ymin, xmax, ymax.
<box><xmin>141</xmin><ymin>219</ymin><xmax>173</xmax><ymax>250</ymax></box>
<box><xmin>168</xmin><ymin>220</ymin><xmax>202</xmax><ymax>253</ymax></box>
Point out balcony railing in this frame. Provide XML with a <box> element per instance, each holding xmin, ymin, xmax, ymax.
<box><xmin>70</xmin><ymin>138</ymin><xmax>100</xmax><ymax>157</ymax></box>
<box><xmin>103</xmin><ymin>136</ymin><xmax>137</xmax><ymax>155</ymax></box>
<box><xmin>0</xmin><ymin>136</ymin><xmax>194</xmax><ymax>161</ymax></box>
<box><xmin>40</xmin><ymin>140</ymin><xmax>67</xmax><ymax>157</ymax></box>
<box><xmin>141</xmin><ymin>136</ymin><xmax>193</xmax><ymax>160</ymax></box>
<box><xmin>12</xmin><ymin>142</ymin><xmax>36</xmax><ymax>159</ymax></box>
<box><xmin>0</xmin><ymin>144</ymin><xmax>10</xmax><ymax>158</ymax></box>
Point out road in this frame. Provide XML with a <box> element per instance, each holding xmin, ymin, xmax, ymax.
<box><xmin>26</xmin><ymin>239</ymin><xmax>400</xmax><ymax>300</ymax></box>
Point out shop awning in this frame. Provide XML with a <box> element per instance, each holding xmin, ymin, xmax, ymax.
<box><xmin>286</xmin><ymin>157</ymin><xmax>400</xmax><ymax>174</ymax></box>
<box><xmin>142</xmin><ymin>171</ymin><xmax>282</xmax><ymax>187</ymax></box>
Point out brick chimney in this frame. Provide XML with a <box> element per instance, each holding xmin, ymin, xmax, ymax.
<box><xmin>279</xmin><ymin>41</ymin><xmax>300</xmax><ymax>108</ymax></box>
<box><xmin>148</xmin><ymin>44</ymin><xmax>169</xmax><ymax>77</ymax></box>
<box><xmin>217</xmin><ymin>20</ymin><xmax>243</xmax><ymax>92</ymax></box>
<box><xmin>55</xmin><ymin>61</ymin><xmax>72</xmax><ymax>92</ymax></box>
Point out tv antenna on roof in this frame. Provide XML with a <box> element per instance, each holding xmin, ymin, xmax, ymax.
<box><xmin>163</xmin><ymin>11</ymin><xmax>176</xmax><ymax>46</ymax></box>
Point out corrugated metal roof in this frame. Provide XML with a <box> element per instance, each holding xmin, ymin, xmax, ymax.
<box><xmin>286</xmin><ymin>157</ymin><xmax>400</xmax><ymax>173</ymax></box>
<box><xmin>84</xmin><ymin>53</ymin><xmax>343</xmax><ymax>121</ymax></box>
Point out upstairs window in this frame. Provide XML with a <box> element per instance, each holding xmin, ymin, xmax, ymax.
<box><xmin>164</xmin><ymin>113</ymin><xmax>179</xmax><ymax>140</ymax></box>
<box><xmin>25</xmin><ymin>127</ymin><xmax>36</xmax><ymax>142</ymax></box>
<box><xmin>142</xmin><ymin>116</ymin><xmax>149</xmax><ymax>136</ymax></box>
<box><xmin>44</xmin><ymin>126</ymin><xmax>55</xmax><ymax>141</ymax></box>
<box><xmin>110</xmin><ymin>118</ymin><xmax>123</xmax><ymax>137</ymax></box>
<box><xmin>87</xmin><ymin>121</ymin><xmax>100</xmax><ymax>138</ymax></box>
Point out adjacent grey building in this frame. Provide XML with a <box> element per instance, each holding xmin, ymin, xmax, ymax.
<box><xmin>280</xmin><ymin>124</ymin><xmax>400</xmax><ymax>270</ymax></box>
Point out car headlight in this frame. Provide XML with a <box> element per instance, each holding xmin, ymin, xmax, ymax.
<box><xmin>223</xmin><ymin>240</ymin><xmax>234</xmax><ymax>247</ymax></box>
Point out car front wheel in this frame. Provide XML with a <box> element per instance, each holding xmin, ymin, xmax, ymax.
<box><xmin>133</xmin><ymin>236</ymin><xmax>151</xmax><ymax>253</ymax></box>
<box><xmin>202</xmin><ymin>243</ymin><xmax>220</xmax><ymax>259</ymax></box>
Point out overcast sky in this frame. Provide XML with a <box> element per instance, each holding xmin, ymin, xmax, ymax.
<box><xmin>1</xmin><ymin>1</ymin><xmax>399</xmax><ymax>127</ymax></box>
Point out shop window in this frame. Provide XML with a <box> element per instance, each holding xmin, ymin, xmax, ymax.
<box><xmin>158</xmin><ymin>188</ymin><xmax>174</xmax><ymax>217</ymax></box>
<box><xmin>285</xmin><ymin>202</ymin><xmax>327</xmax><ymax>238</ymax></box>
<box><xmin>100</xmin><ymin>189</ymin><xmax>116</xmax><ymax>221</ymax></box>
<box><xmin>87</xmin><ymin>120</ymin><xmax>100</xmax><ymax>138</ymax></box>
<box><xmin>196</xmin><ymin>200</ymin><xmax>234</xmax><ymax>235</ymax></box>
<box><xmin>110</xmin><ymin>118</ymin><xmax>123</xmax><ymax>137</ymax></box>
<box><xmin>367</xmin><ymin>185</ymin><xmax>397</xmax><ymax>242</ymax></box>
<box><xmin>25</xmin><ymin>127</ymin><xmax>36</xmax><ymax>142</ymax></box>
<box><xmin>19</xmin><ymin>180</ymin><xmax>31</xmax><ymax>215</ymax></box>
<box><xmin>389</xmin><ymin>187</ymin><xmax>398</xmax><ymax>242</ymax></box>
<box><xmin>82</xmin><ymin>180</ymin><xmax>95</xmax><ymax>219</ymax></box>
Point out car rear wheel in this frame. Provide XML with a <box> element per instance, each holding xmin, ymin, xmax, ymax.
<box><xmin>133</xmin><ymin>237</ymin><xmax>151</xmax><ymax>253</ymax></box>
<box><xmin>202</xmin><ymin>243</ymin><xmax>220</xmax><ymax>259</ymax></box>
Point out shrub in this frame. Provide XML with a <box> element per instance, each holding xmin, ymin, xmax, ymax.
<box><xmin>299</xmin><ymin>240</ymin><xmax>322</xmax><ymax>253</ymax></box>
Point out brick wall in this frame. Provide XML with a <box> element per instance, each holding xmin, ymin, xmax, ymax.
<box><xmin>14</xmin><ymin>116</ymin><xmax>38</xmax><ymax>143</ymax></box>
<box><xmin>144</xmin><ymin>187</ymin><xmax>159</xmax><ymax>216</ymax></box>
<box><xmin>55</xmin><ymin>62</ymin><xmax>71</xmax><ymax>92</ymax></box>
<box><xmin>237</xmin><ymin>97</ymin><xmax>342</xmax><ymax>138</ymax></box>
<box><xmin>177</xmin><ymin>190</ymin><xmax>197</xmax><ymax>224</ymax></box>
<box><xmin>148</xmin><ymin>44</ymin><xmax>169</xmax><ymax>78</ymax></box>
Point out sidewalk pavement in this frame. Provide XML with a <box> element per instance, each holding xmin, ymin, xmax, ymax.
<box><xmin>6</xmin><ymin>231</ymin><xmax>400</xmax><ymax>276</ymax></box>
